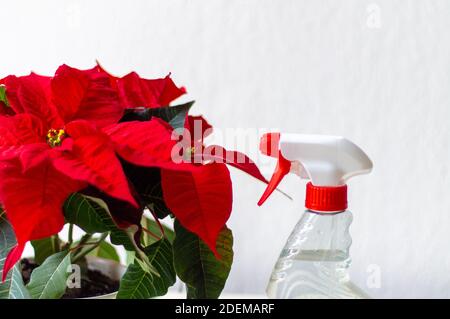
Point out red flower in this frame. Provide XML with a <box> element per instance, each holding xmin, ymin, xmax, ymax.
<box><xmin>0</xmin><ymin>65</ymin><xmax>185</xmax><ymax>280</ymax></box>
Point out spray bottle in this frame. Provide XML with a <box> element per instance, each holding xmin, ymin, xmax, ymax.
<box><xmin>258</xmin><ymin>133</ymin><xmax>373</xmax><ymax>299</ymax></box>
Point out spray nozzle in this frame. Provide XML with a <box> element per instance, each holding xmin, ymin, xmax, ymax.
<box><xmin>257</xmin><ymin>133</ymin><xmax>293</xmax><ymax>205</ymax></box>
<box><xmin>258</xmin><ymin>133</ymin><xmax>373</xmax><ymax>208</ymax></box>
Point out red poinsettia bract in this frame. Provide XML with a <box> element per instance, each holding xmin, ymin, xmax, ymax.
<box><xmin>95</xmin><ymin>63</ymin><xmax>186</xmax><ymax>109</ymax></box>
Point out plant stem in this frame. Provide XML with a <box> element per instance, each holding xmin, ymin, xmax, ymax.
<box><xmin>71</xmin><ymin>232</ymin><xmax>108</xmax><ymax>264</ymax></box>
<box><xmin>70</xmin><ymin>233</ymin><xmax>92</xmax><ymax>261</ymax></box>
<box><xmin>147</xmin><ymin>205</ymin><xmax>165</xmax><ymax>237</ymax></box>
<box><xmin>52</xmin><ymin>235</ymin><xmax>61</xmax><ymax>253</ymax></box>
<box><xmin>142</xmin><ymin>227</ymin><xmax>161</xmax><ymax>241</ymax></box>
<box><xmin>125</xmin><ymin>229</ymin><xmax>160</xmax><ymax>277</ymax></box>
<box><xmin>69</xmin><ymin>241</ymin><xmax>104</xmax><ymax>251</ymax></box>
<box><xmin>76</xmin><ymin>233</ymin><xmax>92</xmax><ymax>248</ymax></box>
<box><xmin>67</xmin><ymin>223</ymin><xmax>74</xmax><ymax>246</ymax></box>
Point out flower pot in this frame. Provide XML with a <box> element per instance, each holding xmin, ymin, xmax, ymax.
<box><xmin>82</xmin><ymin>256</ymin><xmax>126</xmax><ymax>299</ymax></box>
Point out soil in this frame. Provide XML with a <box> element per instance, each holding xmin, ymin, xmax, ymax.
<box><xmin>21</xmin><ymin>258</ymin><xmax>120</xmax><ymax>299</ymax></box>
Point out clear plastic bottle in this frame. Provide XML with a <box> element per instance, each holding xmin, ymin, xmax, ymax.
<box><xmin>258</xmin><ymin>133</ymin><xmax>373</xmax><ymax>299</ymax></box>
<box><xmin>266</xmin><ymin>210</ymin><xmax>369</xmax><ymax>299</ymax></box>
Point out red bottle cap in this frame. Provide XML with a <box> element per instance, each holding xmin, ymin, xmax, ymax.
<box><xmin>305</xmin><ymin>182</ymin><xmax>347</xmax><ymax>212</ymax></box>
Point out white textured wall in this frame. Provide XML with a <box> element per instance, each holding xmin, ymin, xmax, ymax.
<box><xmin>1</xmin><ymin>0</ymin><xmax>450</xmax><ymax>298</ymax></box>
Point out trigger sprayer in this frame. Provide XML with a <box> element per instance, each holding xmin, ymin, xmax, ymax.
<box><xmin>259</xmin><ymin>133</ymin><xmax>373</xmax><ymax>299</ymax></box>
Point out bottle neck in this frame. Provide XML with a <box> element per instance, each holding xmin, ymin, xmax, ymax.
<box><xmin>307</xmin><ymin>209</ymin><xmax>347</xmax><ymax>215</ymax></box>
<box><xmin>292</xmin><ymin>209</ymin><xmax>353</xmax><ymax>260</ymax></box>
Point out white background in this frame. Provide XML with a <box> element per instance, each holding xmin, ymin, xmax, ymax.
<box><xmin>1</xmin><ymin>0</ymin><xmax>450</xmax><ymax>298</ymax></box>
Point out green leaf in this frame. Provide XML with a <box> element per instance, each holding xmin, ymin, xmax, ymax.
<box><xmin>6</xmin><ymin>265</ymin><xmax>31</xmax><ymax>299</ymax></box>
<box><xmin>173</xmin><ymin>220</ymin><xmax>233</xmax><ymax>299</ymax></box>
<box><xmin>163</xmin><ymin>101</ymin><xmax>194</xmax><ymax>129</ymax></box>
<box><xmin>144</xmin><ymin>180</ymin><xmax>172</xmax><ymax>219</ymax></box>
<box><xmin>0</xmin><ymin>85</ymin><xmax>9</xmax><ymax>107</ymax></box>
<box><xmin>122</xmin><ymin>101</ymin><xmax>194</xmax><ymax>129</ymax></box>
<box><xmin>0</xmin><ymin>213</ymin><xmax>30</xmax><ymax>299</ymax></box>
<box><xmin>26</xmin><ymin>251</ymin><xmax>71</xmax><ymax>299</ymax></box>
<box><xmin>64</xmin><ymin>193</ymin><xmax>113</xmax><ymax>234</ymax></box>
<box><xmin>125</xmin><ymin>251</ymin><xmax>135</xmax><ymax>266</ymax></box>
<box><xmin>120</xmin><ymin>165</ymin><xmax>171</xmax><ymax>219</ymax></box>
<box><xmin>141</xmin><ymin>216</ymin><xmax>175</xmax><ymax>247</ymax></box>
<box><xmin>64</xmin><ymin>193</ymin><xmax>135</xmax><ymax>250</ymax></box>
<box><xmin>109</xmin><ymin>228</ymin><xmax>135</xmax><ymax>251</ymax></box>
<box><xmin>88</xmin><ymin>241</ymin><xmax>120</xmax><ymax>263</ymax></box>
<box><xmin>64</xmin><ymin>193</ymin><xmax>159</xmax><ymax>275</ymax></box>
<box><xmin>116</xmin><ymin>239</ymin><xmax>175</xmax><ymax>299</ymax></box>
<box><xmin>31</xmin><ymin>236</ymin><xmax>60</xmax><ymax>265</ymax></box>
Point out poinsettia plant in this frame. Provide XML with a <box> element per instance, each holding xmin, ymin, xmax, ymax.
<box><xmin>0</xmin><ymin>64</ymin><xmax>268</xmax><ymax>299</ymax></box>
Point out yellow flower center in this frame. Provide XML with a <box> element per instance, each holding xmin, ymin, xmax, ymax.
<box><xmin>47</xmin><ymin>129</ymin><xmax>66</xmax><ymax>147</ymax></box>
